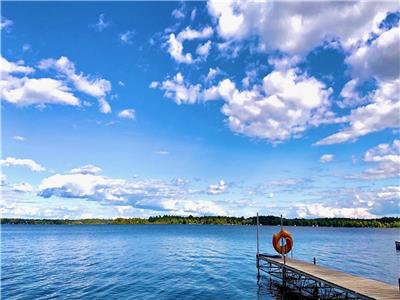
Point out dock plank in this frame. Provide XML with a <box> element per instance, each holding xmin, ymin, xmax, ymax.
<box><xmin>259</xmin><ymin>254</ymin><xmax>399</xmax><ymax>300</ymax></box>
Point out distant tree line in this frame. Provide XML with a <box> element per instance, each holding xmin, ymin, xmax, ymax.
<box><xmin>1</xmin><ymin>215</ymin><xmax>399</xmax><ymax>227</ymax></box>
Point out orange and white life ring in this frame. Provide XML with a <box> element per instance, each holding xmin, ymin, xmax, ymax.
<box><xmin>272</xmin><ymin>229</ymin><xmax>293</xmax><ymax>255</ymax></box>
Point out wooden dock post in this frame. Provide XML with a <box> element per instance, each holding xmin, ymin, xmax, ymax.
<box><xmin>256</xmin><ymin>212</ymin><xmax>260</xmax><ymax>279</ymax></box>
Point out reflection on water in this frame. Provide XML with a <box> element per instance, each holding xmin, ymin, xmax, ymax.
<box><xmin>2</xmin><ymin>225</ymin><xmax>399</xmax><ymax>299</ymax></box>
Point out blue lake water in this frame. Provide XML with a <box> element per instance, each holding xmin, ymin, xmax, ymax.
<box><xmin>2</xmin><ymin>225</ymin><xmax>399</xmax><ymax>299</ymax></box>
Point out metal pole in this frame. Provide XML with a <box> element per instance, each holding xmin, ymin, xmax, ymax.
<box><xmin>256</xmin><ymin>212</ymin><xmax>260</xmax><ymax>279</ymax></box>
<box><xmin>280</xmin><ymin>214</ymin><xmax>284</xmax><ymax>260</ymax></box>
<box><xmin>257</xmin><ymin>212</ymin><xmax>260</xmax><ymax>256</ymax></box>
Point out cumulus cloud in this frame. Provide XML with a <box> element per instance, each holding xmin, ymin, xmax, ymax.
<box><xmin>118</xmin><ymin>109</ymin><xmax>135</xmax><ymax>119</ymax></box>
<box><xmin>151</xmin><ymin>72</ymin><xmax>201</xmax><ymax>105</ymax></box>
<box><xmin>0</xmin><ymin>157</ymin><xmax>45</xmax><ymax>172</ymax></box>
<box><xmin>207</xmin><ymin>68</ymin><xmax>333</xmax><ymax>143</ymax></box>
<box><xmin>1</xmin><ymin>56</ymin><xmax>113</xmax><ymax>112</ymax></box>
<box><xmin>1</xmin><ymin>56</ymin><xmax>34</xmax><ymax>76</ymax></box>
<box><xmin>70</xmin><ymin>164</ymin><xmax>102</xmax><ymax>175</ymax></box>
<box><xmin>349</xmin><ymin>140</ymin><xmax>400</xmax><ymax>180</ymax></box>
<box><xmin>298</xmin><ymin>184</ymin><xmax>400</xmax><ymax>217</ymax></box>
<box><xmin>1</xmin><ymin>58</ymin><xmax>73</xmax><ymax>108</ymax></box>
<box><xmin>167</xmin><ymin>33</ymin><xmax>194</xmax><ymax>64</ymax></box>
<box><xmin>320</xmin><ymin>154</ymin><xmax>334</xmax><ymax>163</ymax></box>
<box><xmin>296</xmin><ymin>204</ymin><xmax>375</xmax><ymax>219</ymax></box>
<box><xmin>207</xmin><ymin>180</ymin><xmax>227</xmax><ymax>195</ymax></box>
<box><xmin>207</xmin><ymin>1</ymin><xmax>398</xmax><ymax>56</ymax></box>
<box><xmin>346</xmin><ymin>26</ymin><xmax>400</xmax><ymax>82</ymax></box>
<box><xmin>1</xmin><ymin>77</ymin><xmax>80</xmax><ymax>107</ymax></box>
<box><xmin>154</xmin><ymin>67</ymin><xmax>333</xmax><ymax>143</ymax></box>
<box><xmin>37</xmin><ymin>173</ymin><xmax>226</xmax><ymax>216</ymax></box>
<box><xmin>316</xmin><ymin>78</ymin><xmax>400</xmax><ymax>145</ymax></box>
<box><xmin>196</xmin><ymin>40</ymin><xmax>212</xmax><ymax>57</ymax></box>
<box><xmin>38</xmin><ymin>56</ymin><xmax>112</xmax><ymax>113</ymax></box>
<box><xmin>166</xmin><ymin>26</ymin><xmax>213</xmax><ymax>64</ymax></box>
<box><xmin>317</xmin><ymin>26</ymin><xmax>400</xmax><ymax>145</ymax></box>
<box><xmin>371</xmin><ymin>185</ymin><xmax>400</xmax><ymax>215</ymax></box>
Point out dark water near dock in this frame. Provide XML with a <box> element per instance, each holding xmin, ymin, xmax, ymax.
<box><xmin>2</xmin><ymin>225</ymin><xmax>399</xmax><ymax>299</ymax></box>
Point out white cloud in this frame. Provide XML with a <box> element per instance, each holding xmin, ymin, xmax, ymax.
<box><xmin>191</xmin><ymin>9</ymin><xmax>197</xmax><ymax>21</ymax></box>
<box><xmin>1</xmin><ymin>77</ymin><xmax>80</xmax><ymax>107</ymax></box>
<box><xmin>0</xmin><ymin>157</ymin><xmax>45</xmax><ymax>172</ymax></box>
<box><xmin>155</xmin><ymin>67</ymin><xmax>333</xmax><ymax>143</ymax></box>
<box><xmin>13</xmin><ymin>135</ymin><xmax>25</xmax><ymax>141</ymax></box>
<box><xmin>153</xmin><ymin>72</ymin><xmax>201</xmax><ymax>105</ymax></box>
<box><xmin>118</xmin><ymin>81</ymin><xmax>125</xmax><ymax>86</ymax></box>
<box><xmin>38</xmin><ymin>56</ymin><xmax>112</xmax><ymax>113</ymax></box>
<box><xmin>135</xmin><ymin>198</ymin><xmax>226</xmax><ymax>216</ymax></box>
<box><xmin>350</xmin><ymin>140</ymin><xmax>400</xmax><ymax>180</ymax></box>
<box><xmin>120</xmin><ymin>30</ymin><xmax>135</xmax><ymax>44</ymax></box>
<box><xmin>337</xmin><ymin>79</ymin><xmax>368</xmax><ymax>109</ymax></box>
<box><xmin>98</xmin><ymin>98</ymin><xmax>111</xmax><ymax>113</ymax></box>
<box><xmin>207</xmin><ymin>1</ymin><xmax>398</xmax><ymax>56</ymax></box>
<box><xmin>118</xmin><ymin>109</ymin><xmax>135</xmax><ymax>119</ymax></box>
<box><xmin>0</xmin><ymin>17</ymin><xmax>13</xmax><ymax>30</ymax></box>
<box><xmin>196</xmin><ymin>40</ymin><xmax>212</xmax><ymax>57</ymax></box>
<box><xmin>167</xmin><ymin>33</ymin><xmax>193</xmax><ymax>64</ymax></box>
<box><xmin>317</xmin><ymin>26</ymin><xmax>400</xmax><ymax>145</ymax></box>
<box><xmin>37</xmin><ymin>173</ymin><xmax>226</xmax><ymax>216</ymax></box>
<box><xmin>1</xmin><ymin>56</ymin><xmax>34</xmax><ymax>76</ymax></box>
<box><xmin>298</xmin><ymin>184</ymin><xmax>400</xmax><ymax>217</ymax></box>
<box><xmin>208</xmin><ymin>68</ymin><xmax>333</xmax><ymax>143</ymax></box>
<box><xmin>1</xmin><ymin>56</ymin><xmax>114</xmax><ymax>111</ymax></box>
<box><xmin>346</xmin><ymin>26</ymin><xmax>400</xmax><ymax>82</ymax></box>
<box><xmin>320</xmin><ymin>154</ymin><xmax>334</xmax><ymax>163</ymax></box>
<box><xmin>70</xmin><ymin>164</ymin><xmax>102</xmax><ymax>175</ymax></box>
<box><xmin>177</xmin><ymin>26</ymin><xmax>213</xmax><ymax>41</ymax></box>
<box><xmin>166</xmin><ymin>26</ymin><xmax>214</xmax><ymax>64</ymax></box>
<box><xmin>207</xmin><ymin>180</ymin><xmax>227</xmax><ymax>195</ymax></box>
<box><xmin>316</xmin><ymin>78</ymin><xmax>400</xmax><ymax>145</ymax></box>
<box><xmin>92</xmin><ymin>14</ymin><xmax>109</xmax><ymax>32</ymax></box>
<box><xmin>11</xmin><ymin>182</ymin><xmax>34</xmax><ymax>193</ymax></box>
<box><xmin>205</xmin><ymin>68</ymin><xmax>221</xmax><ymax>82</ymax></box>
<box><xmin>296</xmin><ymin>204</ymin><xmax>375</xmax><ymax>219</ymax></box>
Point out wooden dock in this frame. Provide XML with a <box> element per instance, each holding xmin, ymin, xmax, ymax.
<box><xmin>257</xmin><ymin>254</ymin><xmax>399</xmax><ymax>300</ymax></box>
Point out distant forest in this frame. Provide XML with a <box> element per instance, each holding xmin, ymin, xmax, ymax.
<box><xmin>2</xmin><ymin>215</ymin><xmax>399</xmax><ymax>227</ymax></box>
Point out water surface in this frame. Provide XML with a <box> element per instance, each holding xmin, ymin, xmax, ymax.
<box><xmin>2</xmin><ymin>225</ymin><xmax>399</xmax><ymax>299</ymax></box>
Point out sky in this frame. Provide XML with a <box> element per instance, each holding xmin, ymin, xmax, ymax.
<box><xmin>1</xmin><ymin>1</ymin><xmax>399</xmax><ymax>219</ymax></box>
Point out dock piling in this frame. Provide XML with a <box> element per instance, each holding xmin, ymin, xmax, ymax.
<box><xmin>256</xmin><ymin>212</ymin><xmax>260</xmax><ymax>279</ymax></box>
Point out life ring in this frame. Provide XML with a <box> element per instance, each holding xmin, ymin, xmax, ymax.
<box><xmin>272</xmin><ymin>229</ymin><xmax>293</xmax><ymax>255</ymax></box>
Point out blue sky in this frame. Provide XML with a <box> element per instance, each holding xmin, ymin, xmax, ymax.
<box><xmin>1</xmin><ymin>1</ymin><xmax>399</xmax><ymax>219</ymax></box>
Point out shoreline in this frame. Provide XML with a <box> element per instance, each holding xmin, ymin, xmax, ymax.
<box><xmin>2</xmin><ymin>215</ymin><xmax>399</xmax><ymax>228</ymax></box>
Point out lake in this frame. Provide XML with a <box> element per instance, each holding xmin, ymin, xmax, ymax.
<box><xmin>2</xmin><ymin>225</ymin><xmax>399</xmax><ymax>299</ymax></box>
